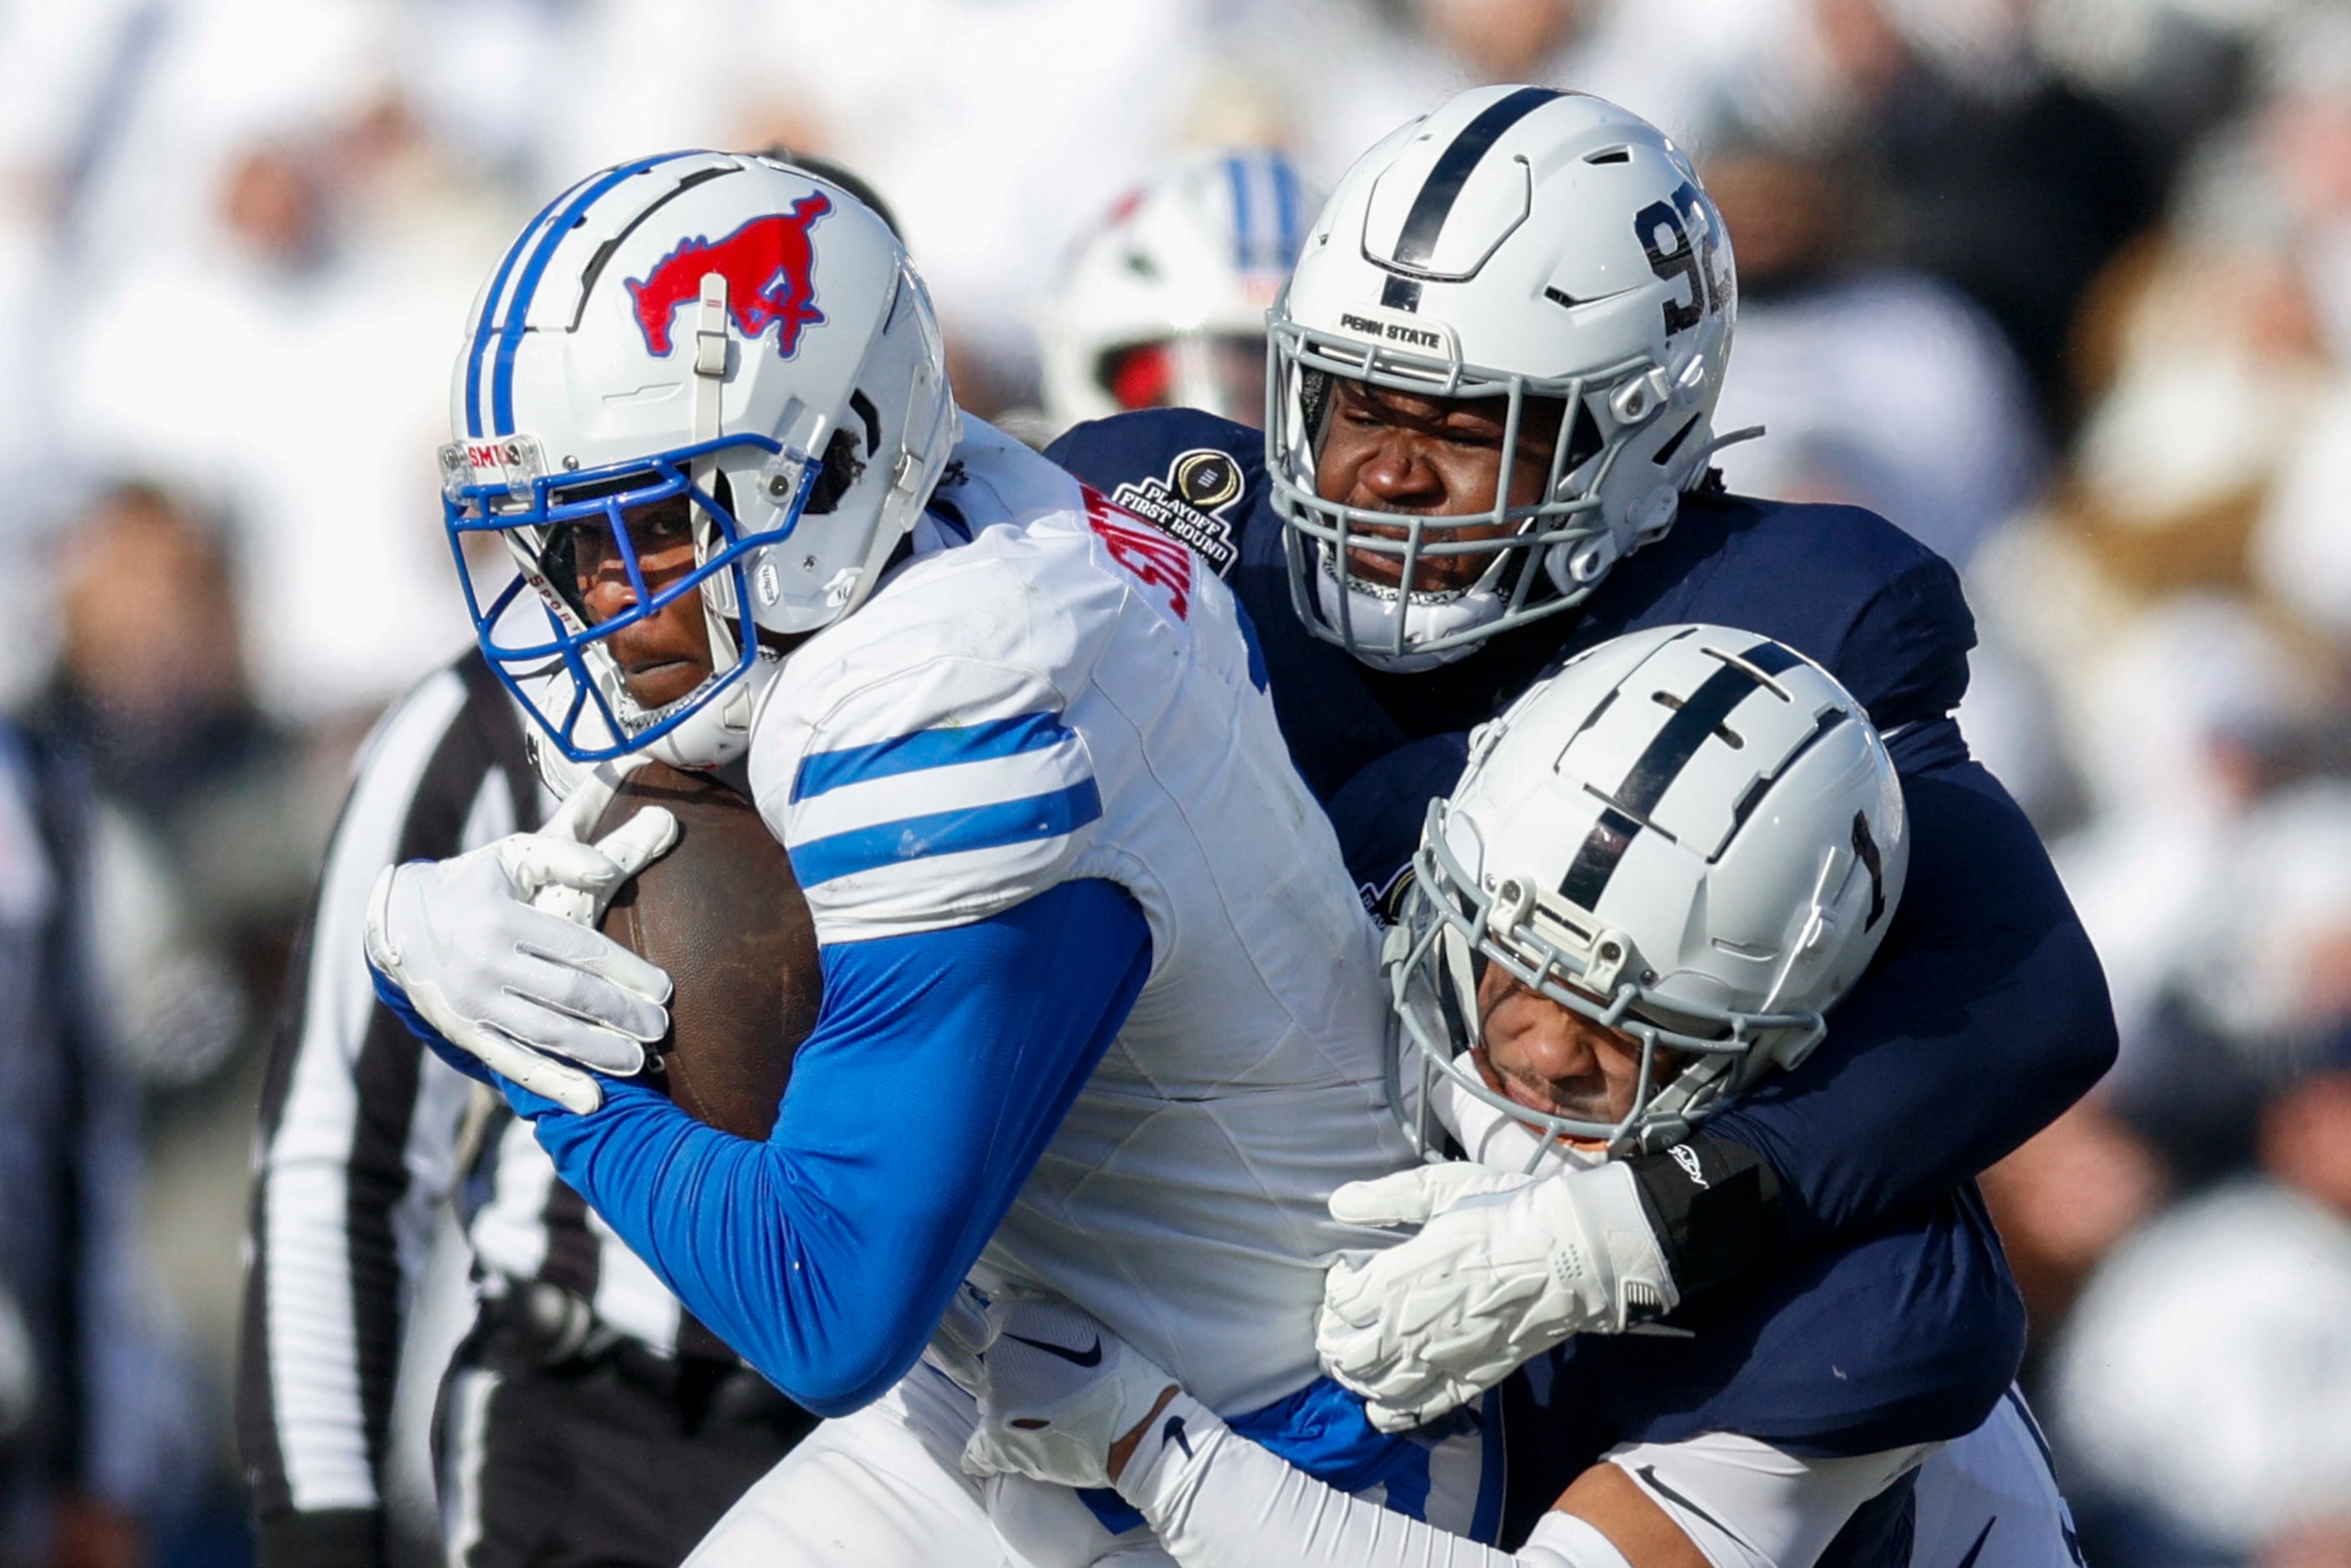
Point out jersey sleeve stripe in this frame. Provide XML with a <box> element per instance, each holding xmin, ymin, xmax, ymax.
<box><xmin>790</xmin><ymin>711</ymin><xmax>1073</xmax><ymax>803</ymax></box>
<box><xmin>788</xmin><ymin>740</ymin><xmax>1091</xmax><ymax>847</ymax></box>
<box><xmin>786</xmin><ymin>778</ymin><xmax>1103</xmax><ymax>888</ymax></box>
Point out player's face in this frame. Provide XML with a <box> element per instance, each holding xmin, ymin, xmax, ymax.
<box><xmin>565</xmin><ymin>493</ymin><xmax>715</xmax><ymax>710</ymax></box>
<box><xmin>1312</xmin><ymin>378</ymin><xmax>1562</xmax><ymax>592</ymax></box>
<box><xmin>1474</xmin><ymin>966</ymin><xmax>1659</xmax><ymax>1128</ymax></box>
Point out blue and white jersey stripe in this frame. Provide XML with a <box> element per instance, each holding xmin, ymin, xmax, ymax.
<box><xmin>761</xmin><ymin>651</ymin><xmax>1105</xmax><ymax>941</ymax></box>
<box><xmin>790</xmin><ymin>711</ymin><xmax>1072</xmax><ymax>803</ymax></box>
<box><xmin>786</xmin><ymin>712</ymin><xmax>1101</xmax><ymax>889</ymax></box>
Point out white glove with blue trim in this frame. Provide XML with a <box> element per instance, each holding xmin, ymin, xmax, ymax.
<box><xmin>960</xmin><ymin>1294</ymin><xmax>1177</xmax><ymax>1490</ymax></box>
<box><xmin>363</xmin><ymin>761</ymin><xmax>679</xmax><ymax>1115</ymax></box>
<box><xmin>1317</xmin><ymin>1159</ymin><xmax>1676</xmax><ymax>1433</ymax></box>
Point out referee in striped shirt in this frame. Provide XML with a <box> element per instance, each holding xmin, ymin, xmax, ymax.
<box><xmin>236</xmin><ymin>651</ymin><xmax>815</xmax><ymax>1568</ymax></box>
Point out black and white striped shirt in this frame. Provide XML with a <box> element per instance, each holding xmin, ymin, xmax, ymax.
<box><xmin>236</xmin><ymin>651</ymin><xmax>709</xmax><ymax>1565</ymax></box>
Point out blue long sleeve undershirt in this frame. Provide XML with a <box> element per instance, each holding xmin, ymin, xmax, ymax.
<box><xmin>479</xmin><ymin>877</ymin><xmax>1150</xmax><ymax>1415</ymax></box>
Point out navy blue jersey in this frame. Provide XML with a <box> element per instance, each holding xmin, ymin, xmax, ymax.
<box><xmin>1530</xmin><ymin>1186</ymin><xmax>2023</xmax><ymax>1462</ymax></box>
<box><xmin>1048</xmin><ymin>409</ymin><xmax>2115</xmax><ymax>1252</ymax></box>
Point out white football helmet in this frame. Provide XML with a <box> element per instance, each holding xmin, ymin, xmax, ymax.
<box><xmin>1039</xmin><ymin>149</ymin><xmax>1317</xmax><ymax>432</ymax></box>
<box><xmin>1270</xmin><ymin>88</ymin><xmax>1738</xmax><ymax>671</ymax></box>
<box><xmin>442</xmin><ymin>151</ymin><xmax>958</xmax><ymax>766</ymax></box>
<box><xmin>1388</xmin><ymin>625</ymin><xmax>1907</xmax><ymax>1158</ymax></box>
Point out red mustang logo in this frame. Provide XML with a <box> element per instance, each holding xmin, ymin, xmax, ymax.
<box><xmin>625</xmin><ymin>193</ymin><xmax>832</xmax><ymax>361</ymax></box>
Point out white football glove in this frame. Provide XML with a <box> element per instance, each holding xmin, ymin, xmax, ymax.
<box><xmin>922</xmin><ymin>1280</ymin><xmax>998</xmax><ymax>1397</ymax></box>
<box><xmin>363</xmin><ymin>762</ymin><xmax>680</xmax><ymax>1115</ymax></box>
<box><xmin>1318</xmin><ymin>1159</ymin><xmax>1678</xmax><ymax>1433</ymax></box>
<box><xmin>961</xmin><ymin>1295</ymin><xmax>1177</xmax><ymax>1490</ymax></box>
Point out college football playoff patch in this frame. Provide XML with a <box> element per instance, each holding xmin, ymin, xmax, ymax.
<box><xmin>1109</xmin><ymin>448</ymin><xmax>1244</xmax><ymax>577</ymax></box>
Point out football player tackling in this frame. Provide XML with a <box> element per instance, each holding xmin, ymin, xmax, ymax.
<box><xmin>1045</xmin><ymin>86</ymin><xmax>2105</xmax><ymax>1567</ymax></box>
<box><xmin>1055</xmin><ymin>89</ymin><xmax>2114</xmax><ymax>1340</ymax></box>
<box><xmin>963</xmin><ymin>630</ymin><xmax>2037</xmax><ymax>1567</ymax></box>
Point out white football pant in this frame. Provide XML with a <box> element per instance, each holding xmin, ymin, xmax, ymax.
<box><xmin>684</xmin><ymin>1363</ymin><xmax>1493</xmax><ymax>1568</ymax></box>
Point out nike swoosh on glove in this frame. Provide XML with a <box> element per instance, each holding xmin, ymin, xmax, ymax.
<box><xmin>961</xmin><ymin>1294</ymin><xmax>1176</xmax><ymax>1490</ymax></box>
<box><xmin>1317</xmin><ymin>1159</ymin><xmax>1677</xmax><ymax>1433</ymax></box>
<box><xmin>363</xmin><ymin>761</ymin><xmax>679</xmax><ymax>1115</ymax></box>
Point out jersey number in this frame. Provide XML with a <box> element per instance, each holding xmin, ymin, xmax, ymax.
<box><xmin>1635</xmin><ymin>182</ymin><xmax>1725</xmax><ymax>336</ymax></box>
<box><xmin>1084</xmin><ymin>486</ymin><xmax>1194</xmax><ymax>621</ymax></box>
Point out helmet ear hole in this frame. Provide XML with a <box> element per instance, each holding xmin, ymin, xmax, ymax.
<box><xmin>1651</xmin><ymin>413</ymin><xmax>1701</xmax><ymax>468</ymax></box>
<box><xmin>805</xmin><ymin>422</ymin><xmax>867</xmax><ymax>516</ymax></box>
<box><xmin>1561</xmin><ymin>400</ymin><xmax>1604</xmax><ymax>474</ymax></box>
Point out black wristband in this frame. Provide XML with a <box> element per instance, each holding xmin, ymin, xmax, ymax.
<box><xmin>1624</xmin><ymin>1134</ymin><xmax>1786</xmax><ymax>1300</ymax></box>
<box><xmin>256</xmin><ymin>1507</ymin><xmax>386</xmax><ymax>1568</ymax></box>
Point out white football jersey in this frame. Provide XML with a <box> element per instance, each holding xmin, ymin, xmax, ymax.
<box><xmin>744</xmin><ymin>419</ymin><xmax>1413</xmax><ymax>1414</ymax></box>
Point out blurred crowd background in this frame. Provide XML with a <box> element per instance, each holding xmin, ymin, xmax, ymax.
<box><xmin>0</xmin><ymin>0</ymin><xmax>2347</xmax><ymax>1563</ymax></box>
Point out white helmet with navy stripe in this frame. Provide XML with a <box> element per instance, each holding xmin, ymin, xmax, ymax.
<box><xmin>1040</xmin><ymin>148</ymin><xmax>1317</xmax><ymax>432</ymax></box>
<box><xmin>1272</xmin><ymin>89</ymin><xmax>1738</xmax><ymax>671</ymax></box>
<box><xmin>1388</xmin><ymin>625</ymin><xmax>1905</xmax><ymax>1158</ymax></box>
<box><xmin>441</xmin><ymin>150</ymin><xmax>958</xmax><ymax>766</ymax></box>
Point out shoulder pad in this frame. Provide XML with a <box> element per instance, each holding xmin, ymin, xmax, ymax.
<box><xmin>1589</xmin><ymin>493</ymin><xmax>1975</xmax><ymax>732</ymax></box>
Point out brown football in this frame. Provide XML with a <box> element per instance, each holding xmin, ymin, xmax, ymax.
<box><xmin>594</xmin><ymin>761</ymin><xmax>821</xmax><ymax>1140</ymax></box>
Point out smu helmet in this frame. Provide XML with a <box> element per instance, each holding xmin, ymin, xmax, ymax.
<box><xmin>442</xmin><ymin>151</ymin><xmax>957</xmax><ymax>766</ymax></box>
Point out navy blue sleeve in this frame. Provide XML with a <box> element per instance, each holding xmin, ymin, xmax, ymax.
<box><xmin>519</xmin><ymin>877</ymin><xmax>1151</xmax><ymax>1414</ymax></box>
<box><xmin>1580</xmin><ymin>495</ymin><xmax>1979</xmax><ymax>738</ymax></box>
<box><xmin>1706</xmin><ymin>742</ymin><xmax>2116</xmax><ymax>1244</ymax></box>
